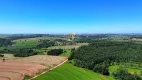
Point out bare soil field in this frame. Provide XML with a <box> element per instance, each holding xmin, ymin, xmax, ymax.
<box><xmin>0</xmin><ymin>55</ymin><xmax>67</xmax><ymax>80</ymax></box>
<box><xmin>17</xmin><ymin>55</ymin><xmax>67</xmax><ymax>67</ymax></box>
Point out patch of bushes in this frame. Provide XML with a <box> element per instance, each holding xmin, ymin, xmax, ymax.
<box><xmin>36</xmin><ymin>41</ymin><xmax>55</xmax><ymax>48</ymax></box>
<box><xmin>48</xmin><ymin>49</ymin><xmax>63</xmax><ymax>56</ymax></box>
<box><xmin>0</xmin><ymin>38</ymin><xmax>12</xmax><ymax>47</ymax></box>
<box><xmin>93</xmin><ymin>63</ymin><xmax>109</xmax><ymax>75</ymax></box>
<box><xmin>0</xmin><ymin>54</ymin><xmax>4</xmax><ymax>57</ymax></box>
<box><xmin>24</xmin><ymin>74</ymin><xmax>31</xmax><ymax>80</ymax></box>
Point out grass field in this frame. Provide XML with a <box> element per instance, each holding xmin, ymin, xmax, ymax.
<box><xmin>9</xmin><ymin>37</ymin><xmax>65</xmax><ymax>49</ymax></box>
<box><xmin>0</xmin><ymin>54</ymin><xmax>19</xmax><ymax>60</ymax></box>
<box><xmin>109</xmin><ymin>64</ymin><xmax>142</xmax><ymax>75</ymax></box>
<box><xmin>34</xmin><ymin>62</ymin><xmax>114</xmax><ymax>80</ymax></box>
<box><xmin>12</xmin><ymin>39</ymin><xmax>39</xmax><ymax>48</ymax></box>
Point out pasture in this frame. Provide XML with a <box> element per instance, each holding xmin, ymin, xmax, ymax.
<box><xmin>12</xmin><ymin>39</ymin><xmax>39</xmax><ymax>48</ymax></box>
<box><xmin>48</xmin><ymin>43</ymin><xmax>88</xmax><ymax>49</ymax></box>
<box><xmin>109</xmin><ymin>64</ymin><xmax>142</xmax><ymax>75</ymax></box>
<box><xmin>34</xmin><ymin>62</ymin><xmax>114</xmax><ymax>80</ymax></box>
<box><xmin>10</xmin><ymin>36</ymin><xmax>65</xmax><ymax>48</ymax></box>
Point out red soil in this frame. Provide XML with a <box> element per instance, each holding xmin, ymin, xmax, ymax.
<box><xmin>0</xmin><ymin>60</ymin><xmax>46</xmax><ymax>80</ymax></box>
<box><xmin>0</xmin><ymin>55</ymin><xmax>67</xmax><ymax>80</ymax></box>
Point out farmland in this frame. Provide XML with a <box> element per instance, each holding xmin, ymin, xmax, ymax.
<box><xmin>1</xmin><ymin>0</ymin><xmax>142</xmax><ymax>79</ymax></box>
<box><xmin>17</xmin><ymin>55</ymin><xmax>67</xmax><ymax>66</ymax></box>
<box><xmin>1</xmin><ymin>34</ymin><xmax>142</xmax><ymax>80</ymax></box>
<box><xmin>12</xmin><ymin>39</ymin><xmax>39</xmax><ymax>48</ymax></box>
<box><xmin>0</xmin><ymin>60</ymin><xmax>46</xmax><ymax>80</ymax></box>
<box><xmin>0</xmin><ymin>55</ymin><xmax>67</xmax><ymax>80</ymax></box>
<box><xmin>8</xmin><ymin>36</ymin><xmax>65</xmax><ymax>49</ymax></box>
<box><xmin>34</xmin><ymin>62</ymin><xmax>114</xmax><ymax>80</ymax></box>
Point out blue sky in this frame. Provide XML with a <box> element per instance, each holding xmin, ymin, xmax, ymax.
<box><xmin>0</xmin><ymin>0</ymin><xmax>142</xmax><ymax>34</ymax></box>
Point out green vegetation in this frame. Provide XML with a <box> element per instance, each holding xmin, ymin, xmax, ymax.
<box><xmin>72</xmin><ymin>41</ymin><xmax>142</xmax><ymax>79</ymax></box>
<box><xmin>12</xmin><ymin>39</ymin><xmax>39</xmax><ymax>48</ymax></box>
<box><xmin>0</xmin><ymin>38</ymin><xmax>12</xmax><ymax>47</ymax></box>
<box><xmin>112</xmin><ymin>68</ymin><xmax>141</xmax><ymax>80</ymax></box>
<box><xmin>8</xmin><ymin>48</ymin><xmax>37</xmax><ymax>57</ymax></box>
<box><xmin>10</xmin><ymin>36</ymin><xmax>65</xmax><ymax>49</ymax></box>
<box><xmin>109</xmin><ymin>63</ymin><xmax>142</xmax><ymax>75</ymax></box>
<box><xmin>24</xmin><ymin>75</ymin><xmax>31</xmax><ymax>80</ymax></box>
<box><xmin>34</xmin><ymin>62</ymin><xmax>114</xmax><ymax>80</ymax></box>
<box><xmin>0</xmin><ymin>54</ymin><xmax>4</xmax><ymax>57</ymax></box>
<box><xmin>36</xmin><ymin>40</ymin><xmax>55</xmax><ymax>48</ymax></box>
<box><xmin>93</xmin><ymin>63</ymin><xmax>109</xmax><ymax>75</ymax></box>
<box><xmin>48</xmin><ymin>49</ymin><xmax>63</xmax><ymax>56</ymax></box>
<box><xmin>59</xmin><ymin>49</ymin><xmax>71</xmax><ymax>57</ymax></box>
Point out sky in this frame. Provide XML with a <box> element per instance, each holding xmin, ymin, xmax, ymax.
<box><xmin>0</xmin><ymin>0</ymin><xmax>142</xmax><ymax>34</ymax></box>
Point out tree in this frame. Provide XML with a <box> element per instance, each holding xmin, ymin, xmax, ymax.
<box><xmin>93</xmin><ymin>63</ymin><xmax>109</xmax><ymax>75</ymax></box>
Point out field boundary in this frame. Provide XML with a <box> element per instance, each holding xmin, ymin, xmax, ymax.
<box><xmin>30</xmin><ymin>59</ymin><xmax>68</xmax><ymax>80</ymax></box>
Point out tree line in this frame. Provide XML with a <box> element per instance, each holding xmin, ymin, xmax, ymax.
<box><xmin>47</xmin><ymin>49</ymin><xmax>63</xmax><ymax>56</ymax></box>
<box><xmin>0</xmin><ymin>38</ymin><xmax>12</xmax><ymax>47</ymax></box>
<box><xmin>7</xmin><ymin>48</ymin><xmax>37</xmax><ymax>57</ymax></box>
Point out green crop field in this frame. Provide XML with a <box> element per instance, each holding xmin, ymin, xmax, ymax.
<box><xmin>34</xmin><ymin>62</ymin><xmax>114</xmax><ymax>80</ymax></box>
